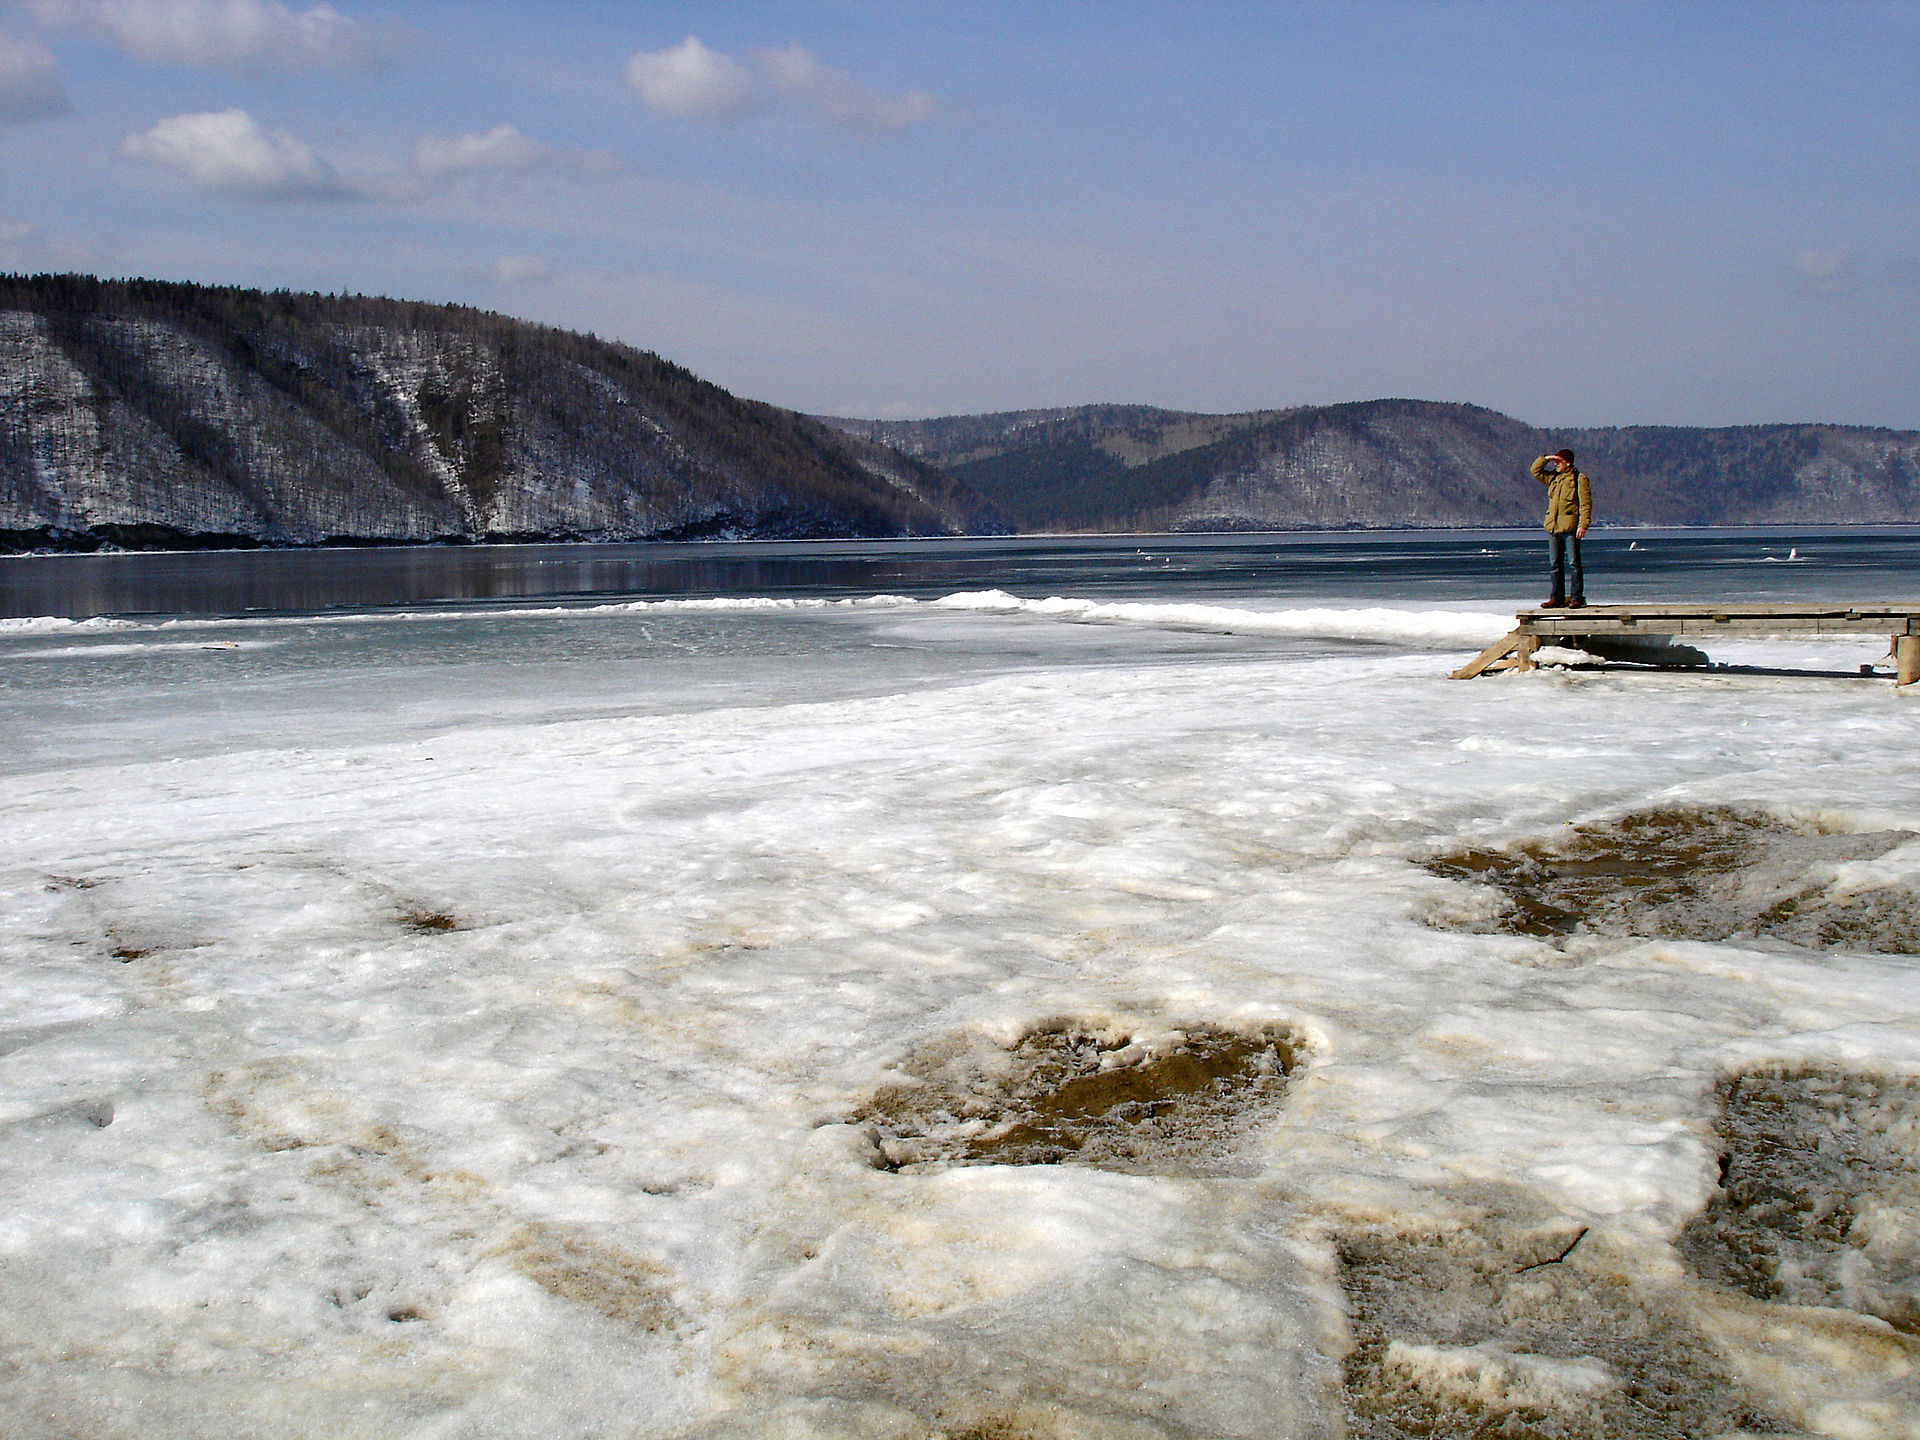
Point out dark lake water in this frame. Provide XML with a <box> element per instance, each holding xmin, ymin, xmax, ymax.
<box><xmin>2</xmin><ymin>528</ymin><xmax>1915</xmax><ymax>620</ymax></box>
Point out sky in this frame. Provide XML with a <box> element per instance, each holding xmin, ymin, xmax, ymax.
<box><xmin>0</xmin><ymin>1</ymin><xmax>1916</xmax><ymax>428</ymax></box>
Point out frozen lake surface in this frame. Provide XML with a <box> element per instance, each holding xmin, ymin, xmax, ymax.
<box><xmin>4</xmin><ymin>535</ymin><xmax>1920</xmax><ymax>1437</ymax></box>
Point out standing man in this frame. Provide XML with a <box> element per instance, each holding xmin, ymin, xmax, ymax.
<box><xmin>1530</xmin><ymin>447</ymin><xmax>1592</xmax><ymax>608</ymax></box>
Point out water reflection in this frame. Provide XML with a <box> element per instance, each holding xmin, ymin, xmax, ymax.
<box><xmin>1</xmin><ymin>529</ymin><xmax>1914</xmax><ymax>620</ymax></box>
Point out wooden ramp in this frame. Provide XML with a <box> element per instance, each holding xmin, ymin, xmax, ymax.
<box><xmin>1451</xmin><ymin>603</ymin><xmax>1920</xmax><ymax>684</ymax></box>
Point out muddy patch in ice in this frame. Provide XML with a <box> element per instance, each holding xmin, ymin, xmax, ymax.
<box><xmin>1423</xmin><ymin>806</ymin><xmax>1920</xmax><ymax>951</ymax></box>
<box><xmin>1680</xmin><ymin>1064</ymin><xmax>1920</xmax><ymax>1333</ymax></box>
<box><xmin>397</xmin><ymin>907</ymin><xmax>464</xmax><ymax>934</ymax></box>
<box><xmin>493</xmin><ymin>1220</ymin><xmax>680</xmax><ymax>1331</ymax></box>
<box><xmin>851</xmin><ymin>1019</ymin><xmax>1297</xmax><ymax>1176</ymax></box>
<box><xmin>1339</xmin><ymin>1217</ymin><xmax>1785</xmax><ymax>1439</ymax></box>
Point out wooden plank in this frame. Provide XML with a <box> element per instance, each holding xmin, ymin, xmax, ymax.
<box><xmin>1474</xmin><ymin>633</ymin><xmax>1536</xmax><ymax>675</ymax></box>
<box><xmin>1451</xmin><ymin>631</ymin><xmax>1525</xmax><ymax>680</ymax></box>
<box><xmin>1524</xmin><ymin>614</ymin><xmax>1913</xmax><ymax>638</ymax></box>
<box><xmin>1519</xmin><ymin>603</ymin><xmax>1920</xmax><ymax>622</ymax></box>
<box><xmin>1469</xmin><ymin>602</ymin><xmax>1920</xmax><ymax>682</ymax></box>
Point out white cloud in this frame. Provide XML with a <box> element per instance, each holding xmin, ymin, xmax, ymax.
<box><xmin>414</xmin><ymin>123</ymin><xmax>543</xmax><ymax>175</ymax></box>
<box><xmin>1795</xmin><ymin>245</ymin><xmax>1856</xmax><ymax>295</ymax></box>
<box><xmin>32</xmin><ymin>0</ymin><xmax>403</xmax><ymax>72</ymax></box>
<box><xmin>489</xmin><ymin>254</ymin><xmax>550</xmax><ymax>285</ymax></box>
<box><xmin>119</xmin><ymin>113</ymin><xmax>615</xmax><ymax>206</ymax></box>
<box><xmin>412</xmin><ymin>123</ymin><xmax>616</xmax><ymax>180</ymax></box>
<box><xmin>755</xmin><ymin>43</ymin><xmax>935</xmax><ymax>136</ymax></box>
<box><xmin>624</xmin><ymin>36</ymin><xmax>756</xmax><ymax>122</ymax></box>
<box><xmin>0</xmin><ymin>34</ymin><xmax>70</xmax><ymax>122</ymax></box>
<box><xmin>622</xmin><ymin>36</ymin><xmax>937</xmax><ymax>137</ymax></box>
<box><xmin>119</xmin><ymin>108</ymin><xmax>360</xmax><ymax>200</ymax></box>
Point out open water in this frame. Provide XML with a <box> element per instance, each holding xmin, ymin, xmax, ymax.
<box><xmin>2</xmin><ymin>526</ymin><xmax>1914</xmax><ymax>619</ymax></box>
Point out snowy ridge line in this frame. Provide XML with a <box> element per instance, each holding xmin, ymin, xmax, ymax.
<box><xmin>930</xmin><ymin>590</ymin><xmax>1514</xmax><ymax>649</ymax></box>
<box><xmin>0</xmin><ymin>592</ymin><xmax>1515</xmax><ymax>651</ymax></box>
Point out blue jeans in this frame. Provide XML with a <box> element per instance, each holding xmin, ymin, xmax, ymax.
<box><xmin>1548</xmin><ymin>532</ymin><xmax>1583</xmax><ymax>602</ymax></box>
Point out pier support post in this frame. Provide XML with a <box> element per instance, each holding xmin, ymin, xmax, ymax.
<box><xmin>1895</xmin><ymin>635</ymin><xmax>1920</xmax><ymax>688</ymax></box>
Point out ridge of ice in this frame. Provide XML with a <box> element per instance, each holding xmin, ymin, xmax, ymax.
<box><xmin>930</xmin><ymin>588</ymin><xmax>1513</xmax><ymax>648</ymax></box>
<box><xmin>3</xmin><ymin>591</ymin><xmax>1514</xmax><ymax>652</ymax></box>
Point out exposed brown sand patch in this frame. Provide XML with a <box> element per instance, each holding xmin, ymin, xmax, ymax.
<box><xmin>852</xmin><ymin>1019</ymin><xmax>1297</xmax><ymax>1176</ymax></box>
<box><xmin>1339</xmin><ymin>1220</ymin><xmax>1784</xmax><ymax>1439</ymax></box>
<box><xmin>1424</xmin><ymin>806</ymin><xmax>1919</xmax><ymax>951</ymax></box>
<box><xmin>1680</xmin><ymin>1064</ymin><xmax>1920</xmax><ymax>1334</ymax></box>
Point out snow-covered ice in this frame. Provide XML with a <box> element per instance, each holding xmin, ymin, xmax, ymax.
<box><xmin>3</xmin><ymin>593</ymin><xmax>1919</xmax><ymax>1438</ymax></box>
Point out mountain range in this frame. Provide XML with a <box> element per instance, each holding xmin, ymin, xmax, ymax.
<box><xmin>4</xmin><ymin>274</ymin><xmax>1918</xmax><ymax>552</ymax></box>
<box><xmin>819</xmin><ymin>401</ymin><xmax>1920</xmax><ymax>533</ymax></box>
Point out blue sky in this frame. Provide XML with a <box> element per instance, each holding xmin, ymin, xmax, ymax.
<box><xmin>2</xmin><ymin>1</ymin><xmax>1916</xmax><ymax>427</ymax></box>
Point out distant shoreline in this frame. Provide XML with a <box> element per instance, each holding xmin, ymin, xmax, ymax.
<box><xmin>8</xmin><ymin>519</ymin><xmax>1920</xmax><ymax>560</ymax></box>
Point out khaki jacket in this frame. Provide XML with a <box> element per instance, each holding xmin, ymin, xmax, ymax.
<box><xmin>1530</xmin><ymin>456</ymin><xmax>1592</xmax><ymax>534</ymax></box>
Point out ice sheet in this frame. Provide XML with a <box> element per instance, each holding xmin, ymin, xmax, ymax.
<box><xmin>2</xmin><ymin>596</ymin><xmax>1918</xmax><ymax>1438</ymax></box>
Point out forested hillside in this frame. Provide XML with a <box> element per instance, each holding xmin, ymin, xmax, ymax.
<box><xmin>8</xmin><ymin>271</ymin><xmax>1914</xmax><ymax>551</ymax></box>
<box><xmin>826</xmin><ymin>402</ymin><xmax>1920</xmax><ymax>532</ymax></box>
<box><xmin>0</xmin><ymin>275</ymin><xmax>1009</xmax><ymax>551</ymax></box>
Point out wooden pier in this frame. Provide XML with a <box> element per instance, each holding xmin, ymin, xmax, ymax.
<box><xmin>1450</xmin><ymin>603</ymin><xmax>1920</xmax><ymax>685</ymax></box>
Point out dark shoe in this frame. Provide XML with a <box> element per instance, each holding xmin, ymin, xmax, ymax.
<box><xmin>1566</xmin><ymin>597</ymin><xmax>1586</xmax><ymax>609</ymax></box>
<box><xmin>1540</xmin><ymin>598</ymin><xmax>1566</xmax><ymax>608</ymax></box>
